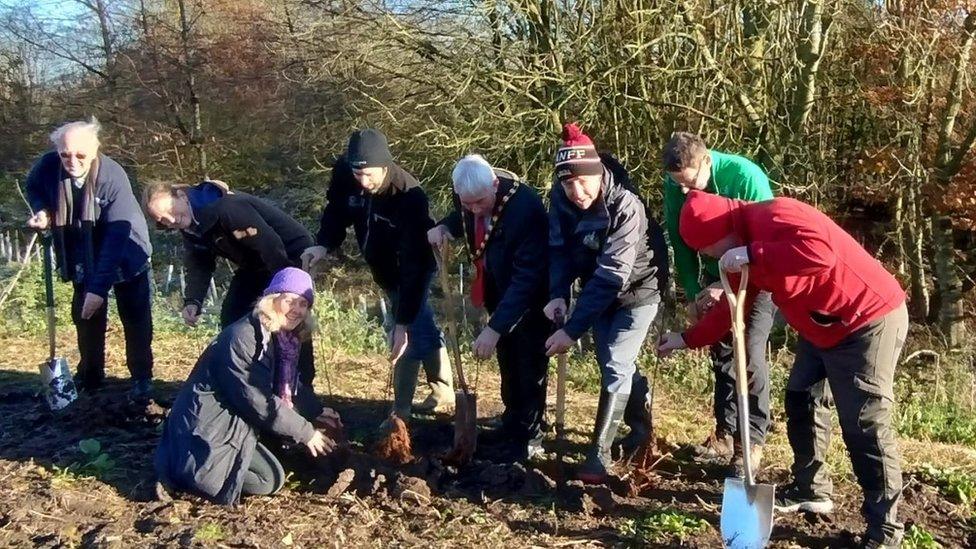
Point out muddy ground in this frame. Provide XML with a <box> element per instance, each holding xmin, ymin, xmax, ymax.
<box><xmin>1</xmin><ymin>341</ymin><xmax>975</xmax><ymax>549</ymax></box>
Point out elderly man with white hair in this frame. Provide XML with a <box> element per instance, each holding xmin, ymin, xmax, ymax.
<box><xmin>428</xmin><ymin>154</ymin><xmax>551</xmax><ymax>462</ymax></box>
<box><xmin>26</xmin><ymin>118</ymin><xmax>154</xmax><ymax>399</ymax></box>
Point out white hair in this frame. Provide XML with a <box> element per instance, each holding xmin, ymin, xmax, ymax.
<box><xmin>452</xmin><ymin>154</ymin><xmax>496</xmax><ymax>197</ymax></box>
<box><xmin>49</xmin><ymin>117</ymin><xmax>101</xmax><ymax>149</ymax></box>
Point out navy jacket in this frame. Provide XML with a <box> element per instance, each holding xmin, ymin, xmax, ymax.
<box><xmin>315</xmin><ymin>157</ymin><xmax>435</xmax><ymax>325</ymax></box>
<box><xmin>26</xmin><ymin>151</ymin><xmax>152</xmax><ymax>297</ymax></box>
<box><xmin>548</xmin><ymin>154</ymin><xmax>669</xmax><ymax>339</ymax></box>
<box><xmin>181</xmin><ymin>182</ymin><xmax>314</xmax><ymax>308</ymax></box>
<box><xmin>439</xmin><ymin>170</ymin><xmax>549</xmax><ymax>334</ymax></box>
<box><xmin>155</xmin><ymin>314</ymin><xmax>322</xmax><ymax>505</ymax></box>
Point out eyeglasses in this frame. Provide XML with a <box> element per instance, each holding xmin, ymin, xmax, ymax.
<box><xmin>668</xmin><ymin>161</ymin><xmax>707</xmax><ymax>189</ymax></box>
<box><xmin>59</xmin><ymin>152</ymin><xmax>88</xmax><ymax>160</ymax></box>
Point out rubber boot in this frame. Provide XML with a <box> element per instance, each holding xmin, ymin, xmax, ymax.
<box><xmin>392</xmin><ymin>357</ymin><xmax>422</xmax><ymax>419</ymax></box>
<box><xmin>416</xmin><ymin>347</ymin><xmax>455</xmax><ymax>411</ymax></box>
<box><xmin>578</xmin><ymin>391</ymin><xmax>628</xmax><ymax>484</ymax></box>
<box><xmin>617</xmin><ymin>373</ymin><xmax>652</xmax><ymax>457</ymax></box>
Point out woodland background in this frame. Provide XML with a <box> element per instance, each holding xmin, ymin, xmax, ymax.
<box><xmin>1</xmin><ymin>3</ymin><xmax>975</xmax><ymax>547</ymax></box>
<box><xmin>0</xmin><ymin>0</ymin><xmax>974</xmax><ymax>341</ymax></box>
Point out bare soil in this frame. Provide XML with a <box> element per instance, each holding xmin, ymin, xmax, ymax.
<box><xmin>1</xmin><ymin>349</ymin><xmax>974</xmax><ymax>548</ymax></box>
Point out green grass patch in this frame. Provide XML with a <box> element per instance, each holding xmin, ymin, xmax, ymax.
<box><xmin>312</xmin><ymin>286</ymin><xmax>385</xmax><ymax>357</ymax></box>
<box><xmin>566</xmin><ymin>351</ymin><xmax>601</xmax><ymax>393</ymax></box>
<box><xmin>620</xmin><ymin>508</ymin><xmax>709</xmax><ymax>544</ymax></box>
<box><xmin>897</xmin><ymin>397</ymin><xmax>976</xmax><ymax>446</ymax></box>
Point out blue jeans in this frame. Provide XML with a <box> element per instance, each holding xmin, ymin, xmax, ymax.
<box><xmin>386</xmin><ymin>282</ymin><xmax>444</xmax><ymax>361</ymax></box>
<box><xmin>591</xmin><ymin>303</ymin><xmax>657</xmax><ymax>394</ymax></box>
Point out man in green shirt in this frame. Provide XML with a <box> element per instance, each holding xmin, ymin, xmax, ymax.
<box><xmin>661</xmin><ymin>132</ymin><xmax>776</xmax><ymax>475</ymax></box>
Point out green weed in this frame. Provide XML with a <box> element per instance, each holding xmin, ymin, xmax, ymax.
<box><xmin>897</xmin><ymin>397</ymin><xmax>976</xmax><ymax>446</ymax></box>
<box><xmin>282</xmin><ymin>471</ymin><xmax>303</xmax><ymax>492</ymax></box>
<box><xmin>566</xmin><ymin>351</ymin><xmax>601</xmax><ymax>393</ymax></box>
<box><xmin>916</xmin><ymin>464</ymin><xmax>976</xmax><ymax>511</ymax></box>
<box><xmin>49</xmin><ymin>438</ymin><xmax>116</xmax><ymax>487</ymax></box>
<box><xmin>50</xmin><ymin>464</ymin><xmax>87</xmax><ymax>487</ymax></box>
<box><xmin>76</xmin><ymin>438</ymin><xmax>116</xmax><ymax>477</ymax></box>
<box><xmin>903</xmin><ymin>524</ymin><xmax>942</xmax><ymax>549</ymax></box>
<box><xmin>620</xmin><ymin>508</ymin><xmax>709</xmax><ymax>544</ymax></box>
<box><xmin>193</xmin><ymin>522</ymin><xmax>225</xmax><ymax>544</ymax></box>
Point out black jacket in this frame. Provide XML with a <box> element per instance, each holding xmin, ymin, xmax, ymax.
<box><xmin>315</xmin><ymin>157</ymin><xmax>435</xmax><ymax>325</ymax></box>
<box><xmin>439</xmin><ymin>169</ymin><xmax>549</xmax><ymax>334</ymax></box>
<box><xmin>154</xmin><ymin>314</ymin><xmax>323</xmax><ymax>505</ymax></box>
<box><xmin>181</xmin><ymin>182</ymin><xmax>314</xmax><ymax>308</ymax></box>
<box><xmin>548</xmin><ymin>153</ymin><xmax>669</xmax><ymax>339</ymax></box>
<box><xmin>26</xmin><ymin>151</ymin><xmax>152</xmax><ymax>296</ymax></box>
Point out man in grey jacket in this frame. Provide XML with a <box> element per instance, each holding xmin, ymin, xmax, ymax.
<box><xmin>545</xmin><ymin>123</ymin><xmax>669</xmax><ymax>483</ymax></box>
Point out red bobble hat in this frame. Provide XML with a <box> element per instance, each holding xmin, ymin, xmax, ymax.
<box><xmin>554</xmin><ymin>123</ymin><xmax>603</xmax><ymax>183</ymax></box>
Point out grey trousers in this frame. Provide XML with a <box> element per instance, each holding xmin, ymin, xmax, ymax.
<box><xmin>241</xmin><ymin>442</ymin><xmax>286</xmax><ymax>496</ymax></box>
<box><xmin>785</xmin><ymin>303</ymin><xmax>908</xmax><ymax>545</ymax></box>
<box><xmin>592</xmin><ymin>303</ymin><xmax>658</xmax><ymax>433</ymax></box>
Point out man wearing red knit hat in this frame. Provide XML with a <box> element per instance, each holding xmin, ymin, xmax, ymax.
<box><xmin>545</xmin><ymin>122</ymin><xmax>669</xmax><ymax>483</ymax></box>
<box><xmin>658</xmin><ymin>190</ymin><xmax>908</xmax><ymax>549</ymax></box>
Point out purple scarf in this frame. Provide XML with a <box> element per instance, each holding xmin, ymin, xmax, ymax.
<box><xmin>275</xmin><ymin>331</ymin><xmax>301</xmax><ymax>408</ymax></box>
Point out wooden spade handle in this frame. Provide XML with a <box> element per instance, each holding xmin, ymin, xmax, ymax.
<box><xmin>436</xmin><ymin>242</ymin><xmax>470</xmax><ymax>395</ymax></box>
<box><xmin>719</xmin><ymin>265</ymin><xmax>755</xmax><ymax>486</ymax></box>
<box><xmin>554</xmin><ymin>312</ymin><xmax>567</xmax><ymax>438</ymax></box>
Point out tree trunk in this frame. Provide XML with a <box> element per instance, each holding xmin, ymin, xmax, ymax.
<box><xmin>906</xmin><ymin>182</ymin><xmax>930</xmax><ymax>319</ymax></box>
<box><xmin>92</xmin><ymin>0</ymin><xmax>115</xmax><ymax>88</ymax></box>
<box><xmin>177</xmin><ymin>0</ymin><xmax>208</xmax><ymax>178</ymax></box>
<box><xmin>929</xmin><ymin>11</ymin><xmax>975</xmax><ymax>345</ymax></box>
<box><xmin>931</xmin><ymin>215</ymin><xmax>965</xmax><ymax>344</ymax></box>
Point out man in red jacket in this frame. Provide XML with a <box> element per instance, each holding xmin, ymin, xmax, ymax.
<box><xmin>658</xmin><ymin>191</ymin><xmax>908</xmax><ymax>549</ymax></box>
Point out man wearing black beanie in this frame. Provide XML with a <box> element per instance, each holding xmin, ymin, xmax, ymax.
<box><xmin>303</xmin><ymin>129</ymin><xmax>455</xmax><ymax>419</ymax></box>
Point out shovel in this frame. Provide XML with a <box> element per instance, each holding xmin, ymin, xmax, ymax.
<box><xmin>373</xmin><ymin>296</ymin><xmax>414</xmax><ymax>465</ymax></box>
<box><xmin>553</xmin><ymin>312</ymin><xmax>568</xmax><ymax>457</ymax></box>
<box><xmin>436</xmin><ymin>242</ymin><xmax>477</xmax><ymax>465</ymax></box>
<box><xmin>719</xmin><ymin>265</ymin><xmax>774</xmax><ymax>548</ymax></box>
<box><xmin>38</xmin><ymin>234</ymin><xmax>77</xmax><ymax>411</ymax></box>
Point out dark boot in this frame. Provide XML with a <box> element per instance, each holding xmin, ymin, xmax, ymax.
<box><xmin>479</xmin><ymin>424</ymin><xmax>517</xmax><ymax>446</ymax></box>
<box><xmin>617</xmin><ymin>373</ymin><xmax>652</xmax><ymax>457</ymax></box>
<box><xmin>578</xmin><ymin>391</ymin><xmax>628</xmax><ymax>484</ymax></box>
<box><xmin>73</xmin><ymin>371</ymin><xmax>104</xmax><ymax>394</ymax></box>
<box><xmin>128</xmin><ymin>378</ymin><xmax>154</xmax><ymax>401</ymax></box>
<box><xmin>391</xmin><ymin>358</ymin><xmax>422</xmax><ymax>419</ymax></box>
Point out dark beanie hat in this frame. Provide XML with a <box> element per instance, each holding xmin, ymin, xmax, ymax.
<box><xmin>679</xmin><ymin>190</ymin><xmax>736</xmax><ymax>250</ymax></box>
<box><xmin>347</xmin><ymin>129</ymin><xmax>394</xmax><ymax>169</ymax></box>
<box><xmin>554</xmin><ymin>123</ymin><xmax>603</xmax><ymax>183</ymax></box>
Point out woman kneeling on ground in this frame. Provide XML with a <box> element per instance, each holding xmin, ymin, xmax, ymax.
<box><xmin>155</xmin><ymin>267</ymin><xmax>341</xmax><ymax>505</ymax></box>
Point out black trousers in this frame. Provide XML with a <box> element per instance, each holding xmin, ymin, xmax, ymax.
<box><xmin>705</xmin><ymin>276</ymin><xmax>775</xmax><ymax>445</ymax></box>
<box><xmin>495</xmin><ymin>309</ymin><xmax>550</xmax><ymax>444</ymax></box>
<box><xmin>220</xmin><ymin>269</ymin><xmax>315</xmax><ymax>385</ymax></box>
<box><xmin>72</xmin><ymin>270</ymin><xmax>154</xmax><ymax>383</ymax></box>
